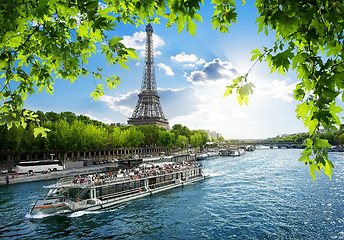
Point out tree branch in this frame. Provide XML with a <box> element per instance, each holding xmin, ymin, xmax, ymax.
<box><xmin>16</xmin><ymin>25</ymin><xmax>40</xmax><ymax>53</ymax></box>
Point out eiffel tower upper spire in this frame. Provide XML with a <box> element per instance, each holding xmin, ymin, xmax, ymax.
<box><xmin>127</xmin><ymin>24</ymin><xmax>170</xmax><ymax>130</ymax></box>
<box><xmin>141</xmin><ymin>23</ymin><xmax>157</xmax><ymax>93</ymax></box>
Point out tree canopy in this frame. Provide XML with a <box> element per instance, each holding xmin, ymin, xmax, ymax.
<box><xmin>0</xmin><ymin>110</ymin><xmax>208</xmax><ymax>155</ymax></box>
<box><xmin>1</xmin><ymin>0</ymin><xmax>344</xmax><ymax>179</ymax></box>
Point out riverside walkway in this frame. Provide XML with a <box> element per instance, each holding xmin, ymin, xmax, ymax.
<box><xmin>0</xmin><ymin>153</ymin><xmax>198</xmax><ymax>186</ymax></box>
<box><xmin>0</xmin><ymin>164</ymin><xmax>113</xmax><ymax>186</ymax></box>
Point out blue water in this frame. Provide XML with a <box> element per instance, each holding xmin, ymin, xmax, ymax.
<box><xmin>1</xmin><ymin>149</ymin><xmax>344</xmax><ymax>239</ymax></box>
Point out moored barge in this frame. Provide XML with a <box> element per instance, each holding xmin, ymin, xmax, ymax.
<box><xmin>30</xmin><ymin>161</ymin><xmax>207</xmax><ymax>215</ymax></box>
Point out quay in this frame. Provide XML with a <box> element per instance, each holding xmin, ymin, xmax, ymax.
<box><xmin>0</xmin><ymin>154</ymin><xmax>196</xmax><ymax>186</ymax></box>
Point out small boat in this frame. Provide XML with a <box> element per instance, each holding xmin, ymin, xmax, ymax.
<box><xmin>196</xmin><ymin>153</ymin><xmax>208</xmax><ymax>160</ymax></box>
<box><xmin>228</xmin><ymin>149</ymin><xmax>240</xmax><ymax>157</ymax></box>
<box><xmin>238</xmin><ymin>148</ymin><xmax>246</xmax><ymax>155</ymax></box>
<box><xmin>219</xmin><ymin>149</ymin><xmax>228</xmax><ymax>156</ymax></box>
<box><xmin>30</xmin><ymin>161</ymin><xmax>208</xmax><ymax>216</ymax></box>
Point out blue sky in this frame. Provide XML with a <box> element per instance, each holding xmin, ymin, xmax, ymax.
<box><xmin>25</xmin><ymin>1</ymin><xmax>309</xmax><ymax>139</ymax></box>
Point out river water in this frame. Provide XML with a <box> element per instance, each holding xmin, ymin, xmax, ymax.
<box><xmin>0</xmin><ymin>149</ymin><xmax>344</xmax><ymax>239</ymax></box>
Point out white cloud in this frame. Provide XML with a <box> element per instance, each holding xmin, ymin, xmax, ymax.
<box><xmin>171</xmin><ymin>52</ymin><xmax>198</xmax><ymax>62</ymax></box>
<box><xmin>171</xmin><ymin>52</ymin><xmax>206</xmax><ymax>68</ymax></box>
<box><xmin>183</xmin><ymin>63</ymin><xmax>196</xmax><ymax>68</ymax></box>
<box><xmin>121</xmin><ymin>31</ymin><xmax>165</xmax><ymax>50</ymax></box>
<box><xmin>187</xmin><ymin>58</ymin><xmax>240</xmax><ymax>85</ymax></box>
<box><xmin>98</xmin><ymin>90</ymin><xmax>139</xmax><ymax>117</ymax></box>
<box><xmin>157</xmin><ymin>63</ymin><xmax>174</xmax><ymax>76</ymax></box>
<box><xmin>82</xmin><ymin>113</ymin><xmax>112</xmax><ymax>125</ymax></box>
<box><xmin>255</xmin><ymin>78</ymin><xmax>296</xmax><ymax>102</ymax></box>
<box><xmin>135</xmin><ymin>62</ymin><xmax>141</xmax><ymax>66</ymax></box>
<box><xmin>196</xmin><ymin>58</ymin><xmax>206</xmax><ymax>65</ymax></box>
<box><xmin>158</xmin><ymin>86</ymin><xmax>248</xmax><ymax>128</ymax></box>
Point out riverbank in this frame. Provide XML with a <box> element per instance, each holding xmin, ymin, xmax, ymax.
<box><xmin>0</xmin><ymin>153</ymin><xmax>198</xmax><ymax>186</ymax></box>
<box><xmin>0</xmin><ymin>164</ymin><xmax>113</xmax><ymax>186</ymax></box>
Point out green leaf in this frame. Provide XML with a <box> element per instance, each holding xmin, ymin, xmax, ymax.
<box><xmin>239</xmin><ymin>83</ymin><xmax>255</xmax><ymax>96</ymax></box>
<box><xmin>237</xmin><ymin>95</ymin><xmax>249</xmax><ymax>106</ymax></box>
<box><xmin>309</xmin><ymin>163</ymin><xmax>320</xmax><ymax>181</ymax></box>
<box><xmin>117</xmin><ymin>58</ymin><xmax>129</xmax><ymax>70</ymax></box>
<box><xmin>90</xmin><ymin>84</ymin><xmax>104</xmax><ymax>101</ymax></box>
<box><xmin>298</xmin><ymin>148</ymin><xmax>312</xmax><ymax>163</ymax></box>
<box><xmin>232</xmin><ymin>76</ymin><xmax>245</xmax><ymax>84</ymax></box>
<box><xmin>323</xmin><ymin>159</ymin><xmax>334</xmax><ymax>180</ymax></box>
<box><xmin>314</xmin><ymin>138</ymin><xmax>331</xmax><ymax>150</ymax></box>
<box><xmin>270</xmin><ymin>48</ymin><xmax>294</xmax><ymax>74</ymax></box>
<box><xmin>33</xmin><ymin>126</ymin><xmax>51</xmax><ymax>138</ymax></box>
<box><xmin>78</xmin><ymin>23</ymin><xmax>89</xmax><ymax>38</ymax></box>
<box><xmin>109</xmin><ymin>36</ymin><xmax>123</xmax><ymax>50</ymax></box>
<box><xmin>296</xmin><ymin>101</ymin><xmax>310</xmax><ymax>120</ymax></box>
<box><xmin>223</xmin><ymin>86</ymin><xmax>233</xmax><ymax>97</ymax></box>
<box><xmin>0</xmin><ymin>114</ymin><xmax>16</xmax><ymax>130</ymax></box>
<box><xmin>126</xmin><ymin>48</ymin><xmax>139</xmax><ymax>60</ymax></box>
<box><xmin>187</xmin><ymin>16</ymin><xmax>197</xmax><ymax>37</ymax></box>
<box><xmin>251</xmin><ymin>48</ymin><xmax>262</xmax><ymax>61</ymax></box>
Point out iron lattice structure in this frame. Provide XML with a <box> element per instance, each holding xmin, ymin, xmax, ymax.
<box><xmin>128</xmin><ymin>24</ymin><xmax>170</xmax><ymax>130</ymax></box>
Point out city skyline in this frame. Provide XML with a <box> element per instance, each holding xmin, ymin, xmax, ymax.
<box><xmin>24</xmin><ymin>2</ymin><xmax>320</xmax><ymax>139</ymax></box>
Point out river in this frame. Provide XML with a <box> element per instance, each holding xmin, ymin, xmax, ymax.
<box><xmin>0</xmin><ymin>149</ymin><xmax>343</xmax><ymax>239</ymax></box>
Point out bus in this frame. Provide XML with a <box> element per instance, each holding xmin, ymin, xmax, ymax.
<box><xmin>14</xmin><ymin>160</ymin><xmax>63</xmax><ymax>174</ymax></box>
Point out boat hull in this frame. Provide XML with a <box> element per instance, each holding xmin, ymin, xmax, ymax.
<box><xmin>30</xmin><ymin>198</ymin><xmax>70</xmax><ymax>215</ymax></box>
<box><xmin>31</xmin><ymin>175</ymin><xmax>207</xmax><ymax>215</ymax></box>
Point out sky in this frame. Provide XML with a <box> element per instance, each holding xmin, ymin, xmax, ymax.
<box><xmin>25</xmin><ymin>1</ymin><xmax>310</xmax><ymax>140</ymax></box>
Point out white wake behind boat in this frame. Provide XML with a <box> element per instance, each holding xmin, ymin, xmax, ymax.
<box><xmin>30</xmin><ymin>161</ymin><xmax>208</xmax><ymax>215</ymax></box>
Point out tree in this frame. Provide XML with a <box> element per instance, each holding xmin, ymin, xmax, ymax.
<box><xmin>137</xmin><ymin>125</ymin><xmax>161</xmax><ymax>146</ymax></box>
<box><xmin>124</xmin><ymin>126</ymin><xmax>144</xmax><ymax>148</ymax></box>
<box><xmin>1</xmin><ymin>0</ymin><xmax>343</xmax><ymax>179</ymax></box>
<box><xmin>108</xmin><ymin>127</ymin><xmax>126</xmax><ymax>148</ymax></box>
<box><xmin>59</xmin><ymin>111</ymin><xmax>77</xmax><ymax>124</ymax></box>
<box><xmin>335</xmin><ymin>132</ymin><xmax>344</xmax><ymax>147</ymax></box>
<box><xmin>222</xmin><ymin>1</ymin><xmax>344</xmax><ymax>180</ymax></box>
<box><xmin>176</xmin><ymin>135</ymin><xmax>188</xmax><ymax>148</ymax></box>
<box><xmin>197</xmin><ymin>130</ymin><xmax>209</xmax><ymax>146</ymax></box>
<box><xmin>158</xmin><ymin>131</ymin><xmax>175</xmax><ymax>147</ymax></box>
<box><xmin>45</xmin><ymin>112</ymin><xmax>61</xmax><ymax>123</ymax></box>
<box><xmin>190</xmin><ymin>133</ymin><xmax>202</xmax><ymax>148</ymax></box>
<box><xmin>171</xmin><ymin>124</ymin><xmax>192</xmax><ymax>142</ymax></box>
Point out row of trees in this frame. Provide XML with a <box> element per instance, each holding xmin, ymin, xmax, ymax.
<box><xmin>0</xmin><ymin>111</ymin><xmax>210</xmax><ymax>154</ymax></box>
<box><xmin>263</xmin><ymin>131</ymin><xmax>344</xmax><ymax>147</ymax></box>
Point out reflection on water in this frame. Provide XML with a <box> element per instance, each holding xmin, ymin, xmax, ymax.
<box><xmin>1</xmin><ymin>149</ymin><xmax>344</xmax><ymax>239</ymax></box>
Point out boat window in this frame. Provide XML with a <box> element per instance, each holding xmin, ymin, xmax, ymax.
<box><xmin>101</xmin><ymin>187</ymin><xmax>109</xmax><ymax>196</ymax></box>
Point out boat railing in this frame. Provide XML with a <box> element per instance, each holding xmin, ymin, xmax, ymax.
<box><xmin>57</xmin><ymin>164</ymin><xmax>202</xmax><ymax>188</ymax></box>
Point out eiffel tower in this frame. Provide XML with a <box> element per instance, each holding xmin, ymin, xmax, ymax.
<box><xmin>127</xmin><ymin>24</ymin><xmax>170</xmax><ymax>130</ymax></box>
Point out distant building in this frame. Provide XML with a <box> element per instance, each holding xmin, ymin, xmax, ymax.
<box><xmin>205</xmin><ymin>130</ymin><xmax>222</xmax><ymax>140</ymax></box>
<box><xmin>109</xmin><ymin>123</ymin><xmax>127</xmax><ymax>127</ymax></box>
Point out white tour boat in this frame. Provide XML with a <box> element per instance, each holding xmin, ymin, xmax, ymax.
<box><xmin>30</xmin><ymin>161</ymin><xmax>207</xmax><ymax>215</ymax></box>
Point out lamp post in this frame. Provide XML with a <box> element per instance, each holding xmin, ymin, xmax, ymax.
<box><xmin>182</xmin><ymin>141</ymin><xmax>186</xmax><ymax>154</ymax></box>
